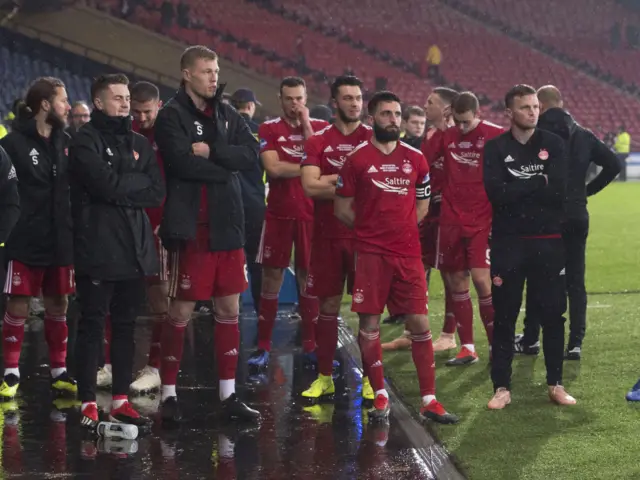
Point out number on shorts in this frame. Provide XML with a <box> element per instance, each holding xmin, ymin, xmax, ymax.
<box><xmin>69</xmin><ymin>268</ymin><xmax>75</xmax><ymax>289</ymax></box>
<box><xmin>244</xmin><ymin>264</ymin><xmax>249</xmax><ymax>282</ymax></box>
<box><xmin>485</xmin><ymin>248</ymin><xmax>491</xmax><ymax>266</ymax></box>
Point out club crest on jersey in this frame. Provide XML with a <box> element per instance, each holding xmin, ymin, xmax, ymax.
<box><xmin>492</xmin><ymin>276</ymin><xmax>503</xmax><ymax>287</ymax></box>
<box><xmin>402</xmin><ymin>160</ymin><xmax>413</xmax><ymax>174</ymax></box>
<box><xmin>133</xmin><ymin>150</ymin><xmax>139</xmax><ymax>161</ymax></box>
<box><xmin>476</xmin><ymin>138</ymin><xmax>485</xmax><ymax>149</ymax></box>
<box><xmin>538</xmin><ymin>149</ymin><xmax>549</xmax><ymax>161</ymax></box>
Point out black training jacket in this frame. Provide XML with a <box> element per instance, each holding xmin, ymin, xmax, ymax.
<box><xmin>0</xmin><ymin>118</ymin><xmax>73</xmax><ymax>266</ymax></box>
<box><xmin>238</xmin><ymin>112</ymin><xmax>265</xmax><ymax>225</ymax></box>
<box><xmin>0</xmin><ymin>146</ymin><xmax>20</xmax><ymax>258</ymax></box>
<box><xmin>155</xmin><ymin>85</ymin><xmax>259</xmax><ymax>252</ymax></box>
<box><xmin>537</xmin><ymin>108</ymin><xmax>620</xmax><ymax>220</ymax></box>
<box><xmin>484</xmin><ymin>129</ymin><xmax>568</xmax><ymax>237</ymax></box>
<box><xmin>69</xmin><ymin>110</ymin><xmax>165</xmax><ymax>281</ymax></box>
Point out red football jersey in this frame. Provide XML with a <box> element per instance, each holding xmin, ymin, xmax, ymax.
<box><xmin>133</xmin><ymin>121</ymin><xmax>165</xmax><ymax>231</ymax></box>
<box><xmin>336</xmin><ymin>141</ymin><xmax>429</xmax><ymax>258</ymax></box>
<box><xmin>437</xmin><ymin>121</ymin><xmax>504</xmax><ymax>227</ymax></box>
<box><xmin>302</xmin><ymin>123</ymin><xmax>372</xmax><ymax>239</ymax></box>
<box><xmin>259</xmin><ymin>117</ymin><xmax>329</xmax><ymax>220</ymax></box>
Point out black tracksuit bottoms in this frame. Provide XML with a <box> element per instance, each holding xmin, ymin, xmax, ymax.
<box><xmin>491</xmin><ymin>236</ymin><xmax>567</xmax><ymax>391</ymax></box>
<box><xmin>75</xmin><ymin>276</ymin><xmax>146</xmax><ymax>402</ymax></box>
<box><xmin>523</xmin><ymin>216</ymin><xmax>589</xmax><ymax>349</ymax></box>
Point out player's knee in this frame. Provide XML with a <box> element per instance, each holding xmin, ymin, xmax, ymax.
<box><xmin>358</xmin><ymin>315</ymin><xmax>380</xmax><ymax>332</ymax></box>
<box><xmin>319</xmin><ymin>296</ymin><xmax>341</xmax><ymax>315</ymax></box>
<box><xmin>148</xmin><ymin>283</ymin><xmax>169</xmax><ymax>313</ymax></box>
<box><xmin>446</xmin><ymin>271</ymin><xmax>469</xmax><ymax>292</ymax></box>
<box><xmin>44</xmin><ymin>295</ymin><xmax>68</xmax><ymax>315</ymax></box>
<box><xmin>404</xmin><ymin>314</ymin><xmax>429</xmax><ymax>333</ymax></box>
<box><xmin>214</xmin><ymin>296</ymin><xmax>240</xmax><ymax>318</ymax></box>
<box><xmin>262</xmin><ymin>267</ymin><xmax>284</xmax><ymax>292</ymax></box>
<box><xmin>168</xmin><ymin>300</ymin><xmax>194</xmax><ymax>323</ymax></box>
<box><xmin>6</xmin><ymin>295</ymin><xmax>31</xmax><ymax>317</ymax></box>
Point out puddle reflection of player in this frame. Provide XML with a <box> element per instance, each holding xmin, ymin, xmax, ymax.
<box><xmin>0</xmin><ymin>401</ymin><xmax>23</xmax><ymax>475</ymax></box>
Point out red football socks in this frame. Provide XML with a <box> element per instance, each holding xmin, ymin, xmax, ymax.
<box><xmin>257</xmin><ymin>293</ymin><xmax>279</xmax><ymax>351</ymax></box>
<box><xmin>214</xmin><ymin>314</ymin><xmax>240</xmax><ymax>380</ymax></box>
<box><xmin>160</xmin><ymin>315</ymin><xmax>188</xmax><ymax>386</ymax></box>
<box><xmin>359</xmin><ymin>329</ymin><xmax>384</xmax><ymax>392</ymax></box>
<box><xmin>316</xmin><ymin>313</ymin><xmax>338</xmax><ymax>376</ymax></box>
<box><xmin>148</xmin><ymin>312</ymin><xmax>166</xmax><ymax>369</ymax></box>
<box><xmin>44</xmin><ymin>312</ymin><xmax>68</xmax><ymax>369</ymax></box>
<box><xmin>410</xmin><ymin>330</ymin><xmax>436</xmax><ymax>396</ymax></box>
<box><xmin>2</xmin><ymin>313</ymin><xmax>25</xmax><ymax>370</ymax></box>
<box><xmin>452</xmin><ymin>290</ymin><xmax>474</xmax><ymax>346</ymax></box>
<box><xmin>299</xmin><ymin>292</ymin><xmax>319</xmax><ymax>354</ymax></box>
<box><xmin>478</xmin><ymin>295</ymin><xmax>494</xmax><ymax>346</ymax></box>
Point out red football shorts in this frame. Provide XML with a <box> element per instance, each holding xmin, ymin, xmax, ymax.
<box><xmin>256</xmin><ymin>215</ymin><xmax>313</xmax><ymax>270</ymax></box>
<box><xmin>4</xmin><ymin>260</ymin><xmax>75</xmax><ymax>296</ymax></box>
<box><xmin>436</xmin><ymin>225</ymin><xmax>491</xmax><ymax>272</ymax></box>
<box><xmin>307</xmin><ymin>237</ymin><xmax>355</xmax><ymax>298</ymax></box>
<box><xmin>351</xmin><ymin>252</ymin><xmax>427</xmax><ymax>316</ymax></box>
<box><xmin>168</xmin><ymin>227</ymin><xmax>248</xmax><ymax>301</ymax></box>
<box><xmin>146</xmin><ymin>233</ymin><xmax>169</xmax><ymax>286</ymax></box>
<box><xmin>420</xmin><ymin>219</ymin><xmax>439</xmax><ymax>269</ymax></box>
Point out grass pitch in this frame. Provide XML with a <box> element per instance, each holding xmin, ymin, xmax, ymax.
<box><xmin>343</xmin><ymin>182</ymin><xmax>640</xmax><ymax>480</ymax></box>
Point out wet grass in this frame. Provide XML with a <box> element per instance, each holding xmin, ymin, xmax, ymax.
<box><xmin>343</xmin><ymin>182</ymin><xmax>640</xmax><ymax>480</ymax></box>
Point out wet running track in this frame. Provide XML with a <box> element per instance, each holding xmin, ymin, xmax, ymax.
<box><xmin>0</xmin><ymin>305</ymin><xmax>465</xmax><ymax>479</ymax></box>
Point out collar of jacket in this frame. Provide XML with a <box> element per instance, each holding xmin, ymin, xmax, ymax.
<box><xmin>90</xmin><ymin>109</ymin><xmax>132</xmax><ymax>135</ymax></box>
<box><xmin>538</xmin><ymin>107</ymin><xmax>577</xmax><ymax>141</ymax></box>
<box><xmin>13</xmin><ymin>116</ymin><xmax>66</xmax><ymax>146</ymax></box>
<box><xmin>175</xmin><ymin>82</ymin><xmax>227</xmax><ymax>117</ymax></box>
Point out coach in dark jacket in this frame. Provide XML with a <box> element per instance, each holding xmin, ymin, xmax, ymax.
<box><xmin>0</xmin><ymin>145</ymin><xmax>19</xmax><ymax>278</ymax></box>
<box><xmin>156</xmin><ymin>84</ymin><xmax>258</xmax><ymax>251</ymax></box>
<box><xmin>519</xmin><ymin>86</ymin><xmax>621</xmax><ymax>360</ymax></box>
<box><xmin>70</xmin><ymin>74</ymin><xmax>164</xmax><ymax>425</ymax></box>
<box><xmin>1</xmin><ymin>117</ymin><xmax>72</xmax><ymax>268</ymax></box>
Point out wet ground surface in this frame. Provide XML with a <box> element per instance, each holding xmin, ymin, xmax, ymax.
<box><xmin>0</xmin><ymin>306</ymin><xmax>464</xmax><ymax>479</ymax></box>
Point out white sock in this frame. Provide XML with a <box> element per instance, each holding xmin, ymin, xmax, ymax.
<box><xmin>162</xmin><ymin>385</ymin><xmax>177</xmax><ymax>402</ymax></box>
<box><xmin>81</xmin><ymin>401</ymin><xmax>96</xmax><ymax>413</ymax></box>
<box><xmin>51</xmin><ymin>367</ymin><xmax>66</xmax><ymax>378</ymax></box>
<box><xmin>220</xmin><ymin>379</ymin><xmax>235</xmax><ymax>401</ymax></box>
<box><xmin>462</xmin><ymin>344</ymin><xmax>476</xmax><ymax>353</ymax></box>
<box><xmin>4</xmin><ymin>368</ymin><xmax>19</xmax><ymax>379</ymax></box>
<box><xmin>112</xmin><ymin>398</ymin><xmax>127</xmax><ymax>409</ymax></box>
<box><xmin>422</xmin><ymin>394</ymin><xmax>436</xmax><ymax>405</ymax></box>
<box><xmin>375</xmin><ymin>389</ymin><xmax>389</xmax><ymax>400</ymax></box>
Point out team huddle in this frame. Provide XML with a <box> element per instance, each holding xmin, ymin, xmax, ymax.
<box><xmin>0</xmin><ymin>43</ymin><xmax>622</xmax><ymax>432</ymax></box>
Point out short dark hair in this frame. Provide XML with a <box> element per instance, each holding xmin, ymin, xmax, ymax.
<box><xmin>91</xmin><ymin>74</ymin><xmax>129</xmax><ymax>102</ymax></box>
<box><xmin>432</xmin><ymin>86</ymin><xmax>459</xmax><ymax>106</ymax></box>
<box><xmin>330</xmin><ymin>75</ymin><xmax>363</xmax><ymax>99</ymax></box>
<box><xmin>402</xmin><ymin>105</ymin><xmax>426</xmax><ymax>121</ymax></box>
<box><xmin>452</xmin><ymin>92</ymin><xmax>479</xmax><ymax>115</ymax></box>
<box><xmin>280</xmin><ymin>76</ymin><xmax>306</xmax><ymax>95</ymax></box>
<box><xmin>505</xmin><ymin>84</ymin><xmax>537</xmax><ymax>109</ymax></box>
<box><xmin>367</xmin><ymin>91</ymin><xmax>401</xmax><ymax>115</ymax></box>
<box><xmin>18</xmin><ymin>77</ymin><xmax>65</xmax><ymax>119</ymax></box>
<box><xmin>130</xmin><ymin>81</ymin><xmax>160</xmax><ymax>103</ymax></box>
<box><xmin>180</xmin><ymin>45</ymin><xmax>218</xmax><ymax>70</ymax></box>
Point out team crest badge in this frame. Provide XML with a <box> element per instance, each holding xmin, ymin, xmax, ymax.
<box><xmin>538</xmin><ymin>149</ymin><xmax>549</xmax><ymax>161</ymax></box>
<box><xmin>492</xmin><ymin>276</ymin><xmax>503</xmax><ymax>287</ymax></box>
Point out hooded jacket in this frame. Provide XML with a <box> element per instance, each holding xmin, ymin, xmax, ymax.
<box><xmin>0</xmin><ymin>117</ymin><xmax>73</xmax><ymax>266</ymax></box>
<box><xmin>155</xmin><ymin>84</ymin><xmax>259</xmax><ymax>251</ymax></box>
<box><xmin>69</xmin><ymin>110</ymin><xmax>165</xmax><ymax>281</ymax></box>
<box><xmin>537</xmin><ymin>108</ymin><xmax>621</xmax><ymax>220</ymax></box>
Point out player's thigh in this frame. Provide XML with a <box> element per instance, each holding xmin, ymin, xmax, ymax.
<box><xmin>168</xmin><ymin>244</ymin><xmax>216</xmax><ymax>301</ymax></box>
<box><xmin>527</xmin><ymin>239</ymin><xmax>567</xmax><ymax>319</ymax></box>
<box><xmin>388</xmin><ymin>256</ymin><xmax>428</xmax><ymax>316</ymax></box>
<box><xmin>42</xmin><ymin>265</ymin><xmax>76</xmax><ymax>297</ymax></box>
<box><xmin>466</xmin><ymin>227</ymin><xmax>491</xmax><ymax>270</ymax></box>
<box><xmin>212</xmin><ymin>249</ymin><xmax>248</xmax><ymax>299</ymax></box>
<box><xmin>293</xmin><ymin>219</ymin><xmax>314</xmax><ymax>271</ymax></box>
<box><xmin>351</xmin><ymin>252</ymin><xmax>393</xmax><ymax>315</ymax></box>
<box><xmin>307</xmin><ymin>238</ymin><xmax>346</xmax><ymax>299</ymax></box>
<box><xmin>436</xmin><ymin>224</ymin><xmax>466</xmax><ymax>272</ymax></box>
<box><xmin>4</xmin><ymin>260</ymin><xmax>45</xmax><ymax>297</ymax></box>
<box><xmin>490</xmin><ymin>237</ymin><xmax>526</xmax><ymax>320</ymax></box>
<box><xmin>257</xmin><ymin>217</ymin><xmax>295</xmax><ymax>268</ymax></box>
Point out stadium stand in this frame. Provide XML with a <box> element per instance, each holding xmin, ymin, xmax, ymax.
<box><xmin>265</xmin><ymin>0</ymin><xmax>640</xmax><ymax>133</ymax></box>
<box><xmin>0</xmin><ymin>26</ymin><xmax>173</xmax><ymax>120</ymax></box>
